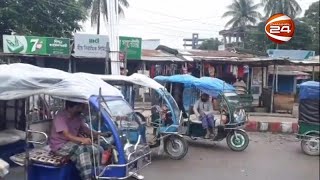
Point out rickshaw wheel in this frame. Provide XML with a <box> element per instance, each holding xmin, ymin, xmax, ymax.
<box><xmin>164</xmin><ymin>135</ymin><xmax>188</xmax><ymax>160</ymax></box>
<box><xmin>226</xmin><ymin>130</ymin><xmax>249</xmax><ymax>151</ymax></box>
<box><xmin>135</xmin><ymin>112</ymin><xmax>146</xmax><ymax>122</ymax></box>
<box><xmin>301</xmin><ymin>134</ymin><xmax>320</xmax><ymax>156</ymax></box>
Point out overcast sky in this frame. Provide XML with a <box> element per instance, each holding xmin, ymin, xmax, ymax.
<box><xmin>80</xmin><ymin>0</ymin><xmax>318</xmax><ymax>49</ymax></box>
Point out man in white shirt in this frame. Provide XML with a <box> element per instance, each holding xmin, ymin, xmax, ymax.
<box><xmin>193</xmin><ymin>93</ymin><xmax>215</xmax><ymax>139</ymax></box>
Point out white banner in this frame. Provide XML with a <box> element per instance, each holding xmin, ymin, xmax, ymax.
<box><xmin>73</xmin><ymin>34</ymin><xmax>109</xmax><ymax>58</ymax></box>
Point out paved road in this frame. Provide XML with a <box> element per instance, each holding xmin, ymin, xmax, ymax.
<box><xmin>139</xmin><ymin>132</ymin><xmax>319</xmax><ymax>180</ymax></box>
<box><xmin>5</xmin><ymin>133</ymin><xmax>319</xmax><ymax>180</ymax></box>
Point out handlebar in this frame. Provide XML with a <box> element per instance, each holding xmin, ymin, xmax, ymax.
<box><xmin>100</xmin><ymin>135</ymin><xmax>114</xmax><ymax>145</ymax></box>
<box><xmin>27</xmin><ymin>130</ymin><xmax>48</xmax><ymax>145</ymax></box>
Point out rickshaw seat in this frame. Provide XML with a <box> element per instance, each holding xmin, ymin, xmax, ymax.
<box><xmin>184</xmin><ymin>106</ymin><xmax>201</xmax><ymax>124</ymax></box>
<box><xmin>10</xmin><ymin>125</ymin><xmax>71</xmax><ymax>167</ymax></box>
<box><xmin>11</xmin><ymin>149</ymin><xmax>79</xmax><ymax>180</ymax></box>
<box><xmin>10</xmin><ymin>145</ymin><xmax>70</xmax><ymax>167</ymax></box>
<box><xmin>185</xmin><ymin>114</ymin><xmax>222</xmax><ymax>126</ymax></box>
<box><xmin>187</xmin><ymin>114</ymin><xmax>202</xmax><ymax>123</ymax></box>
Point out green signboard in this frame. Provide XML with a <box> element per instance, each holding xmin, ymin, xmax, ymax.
<box><xmin>119</xmin><ymin>36</ymin><xmax>142</xmax><ymax>60</ymax></box>
<box><xmin>2</xmin><ymin>35</ymin><xmax>70</xmax><ymax>56</ymax></box>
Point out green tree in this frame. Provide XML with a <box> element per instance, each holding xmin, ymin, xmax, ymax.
<box><xmin>83</xmin><ymin>0</ymin><xmax>129</xmax><ymax>34</ymax></box>
<box><xmin>244</xmin><ymin>20</ymin><xmax>314</xmax><ymax>52</ymax></box>
<box><xmin>20</xmin><ymin>0</ymin><xmax>87</xmax><ymax>37</ymax></box>
<box><xmin>198</xmin><ymin>38</ymin><xmax>222</xmax><ymax>50</ymax></box>
<box><xmin>262</xmin><ymin>0</ymin><xmax>302</xmax><ymax>18</ymax></box>
<box><xmin>0</xmin><ymin>0</ymin><xmax>87</xmax><ymax>37</ymax></box>
<box><xmin>0</xmin><ymin>0</ymin><xmax>87</xmax><ymax>50</ymax></box>
<box><xmin>222</xmin><ymin>0</ymin><xmax>262</xmax><ymax>28</ymax></box>
<box><xmin>301</xmin><ymin>1</ymin><xmax>319</xmax><ymax>54</ymax></box>
<box><xmin>0</xmin><ymin>0</ymin><xmax>23</xmax><ymax>50</ymax></box>
<box><xmin>279</xmin><ymin>20</ymin><xmax>313</xmax><ymax>50</ymax></box>
<box><xmin>243</xmin><ymin>22</ymin><xmax>272</xmax><ymax>53</ymax></box>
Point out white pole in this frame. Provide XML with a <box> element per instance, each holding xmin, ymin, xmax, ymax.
<box><xmin>275</xmin><ymin>66</ymin><xmax>278</xmax><ymax>92</ymax></box>
<box><xmin>106</xmin><ymin>0</ymin><xmax>120</xmax><ymax>75</ymax></box>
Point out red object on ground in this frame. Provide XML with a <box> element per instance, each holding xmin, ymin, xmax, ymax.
<box><xmin>292</xmin><ymin>123</ymin><xmax>299</xmax><ymax>133</ymax></box>
<box><xmin>269</xmin><ymin>122</ymin><xmax>282</xmax><ymax>133</ymax></box>
<box><xmin>245</xmin><ymin>121</ymin><xmax>258</xmax><ymax>132</ymax></box>
<box><xmin>244</xmin><ymin>121</ymin><xmax>298</xmax><ymax>134</ymax></box>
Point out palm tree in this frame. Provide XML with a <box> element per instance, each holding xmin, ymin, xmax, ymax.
<box><xmin>83</xmin><ymin>0</ymin><xmax>129</xmax><ymax>34</ymax></box>
<box><xmin>262</xmin><ymin>0</ymin><xmax>302</xmax><ymax>18</ymax></box>
<box><xmin>222</xmin><ymin>0</ymin><xmax>262</xmax><ymax>28</ymax></box>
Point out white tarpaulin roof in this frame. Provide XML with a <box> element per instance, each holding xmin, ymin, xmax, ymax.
<box><xmin>96</xmin><ymin>73</ymin><xmax>165</xmax><ymax>90</ymax></box>
<box><xmin>0</xmin><ymin>63</ymin><xmax>123</xmax><ymax>102</ymax></box>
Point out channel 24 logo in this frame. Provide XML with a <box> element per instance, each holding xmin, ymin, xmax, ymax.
<box><xmin>265</xmin><ymin>13</ymin><xmax>295</xmax><ymax>44</ymax></box>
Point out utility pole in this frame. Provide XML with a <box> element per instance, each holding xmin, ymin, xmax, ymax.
<box><xmin>106</xmin><ymin>0</ymin><xmax>120</xmax><ymax>75</ymax></box>
<box><xmin>105</xmin><ymin>42</ymin><xmax>110</xmax><ymax>74</ymax></box>
<box><xmin>119</xmin><ymin>42</ymin><xmax>128</xmax><ymax>75</ymax></box>
<box><xmin>97</xmin><ymin>0</ymin><xmax>100</xmax><ymax>35</ymax></box>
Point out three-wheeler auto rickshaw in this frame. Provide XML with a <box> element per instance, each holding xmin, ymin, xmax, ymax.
<box><xmin>154</xmin><ymin>74</ymin><xmax>250</xmax><ymax>151</ymax></box>
<box><xmin>95</xmin><ymin>73</ymin><xmax>188</xmax><ymax>160</ymax></box>
<box><xmin>0</xmin><ymin>63</ymin><xmax>151</xmax><ymax>180</ymax></box>
<box><xmin>296</xmin><ymin>81</ymin><xmax>320</xmax><ymax>156</ymax></box>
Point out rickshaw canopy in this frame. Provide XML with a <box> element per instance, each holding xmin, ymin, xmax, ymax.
<box><xmin>154</xmin><ymin>74</ymin><xmax>198</xmax><ymax>85</ymax></box>
<box><xmin>193</xmin><ymin>77</ymin><xmax>235</xmax><ymax>98</ymax></box>
<box><xmin>96</xmin><ymin>73</ymin><xmax>182</xmax><ymax>127</ymax></box>
<box><xmin>0</xmin><ymin>63</ymin><xmax>123</xmax><ymax>102</ymax></box>
<box><xmin>154</xmin><ymin>74</ymin><xmax>235</xmax><ymax>98</ymax></box>
<box><xmin>299</xmin><ymin>81</ymin><xmax>320</xmax><ymax>100</ymax></box>
<box><xmin>96</xmin><ymin>73</ymin><xmax>165</xmax><ymax>90</ymax></box>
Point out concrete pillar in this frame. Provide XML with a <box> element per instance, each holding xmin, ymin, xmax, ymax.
<box><xmin>263</xmin><ymin>67</ymin><xmax>267</xmax><ymax>87</ymax></box>
<box><xmin>236</xmin><ymin>34</ymin><xmax>239</xmax><ymax>43</ymax></box>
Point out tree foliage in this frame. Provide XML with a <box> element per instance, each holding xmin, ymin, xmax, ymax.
<box><xmin>20</xmin><ymin>0</ymin><xmax>87</xmax><ymax>38</ymax></box>
<box><xmin>0</xmin><ymin>0</ymin><xmax>88</xmax><ymax>50</ymax></box>
<box><xmin>198</xmin><ymin>38</ymin><xmax>222</xmax><ymax>50</ymax></box>
<box><xmin>243</xmin><ymin>20</ymin><xmax>315</xmax><ymax>53</ymax></box>
<box><xmin>262</xmin><ymin>0</ymin><xmax>302</xmax><ymax>19</ymax></box>
<box><xmin>82</xmin><ymin>0</ymin><xmax>129</xmax><ymax>32</ymax></box>
<box><xmin>0</xmin><ymin>0</ymin><xmax>86</xmax><ymax>43</ymax></box>
<box><xmin>239</xmin><ymin>1</ymin><xmax>319</xmax><ymax>55</ymax></box>
<box><xmin>301</xmin><ymin>1</ymin><xmax>319</xmax><ymax>54</ymax></box>
<box><xmin>243</xmin><ymin>22</ymin><xmax>273</xmax><ymax>53</ymax></box>
<box><xmin>0</xmin><ymin>0</ymin><xmax>22</xmax><ymax>35</ymax></box>
<box><xmin>279</xmin><ymin>20</ymin><xmax>313</xmax><ymax>50</ymax></box>
<box><xmin>222</xmin><ymin>0</ymin><xmax>262</xmax><ymax>28</ymax></box>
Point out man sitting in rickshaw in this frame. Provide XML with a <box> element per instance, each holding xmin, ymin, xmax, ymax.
<box><xmin>193</xmin><ymin>93</ymin><xmax>214</xmax><ymax>139</ymax></box>
<box><xmin>49</xmin><ymin>101</ymin><xmax>105</xmax><ymax>180</ymax></box>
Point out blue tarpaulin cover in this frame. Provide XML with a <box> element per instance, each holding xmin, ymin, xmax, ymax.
<box><xmin>299</xmin><ymin>81</ymin><xmax>320</xmax><ymax>100</ymax></box>
<box><xmin>154</xmin><ymin>75</ymin><xmax>235</xmax><ymax>98</ymax></box>
<box><xmin>193</xmin><ymin>77</ymin><xmax>235</xmax><ymax>97</ymax></box>
<box><xmin>154</xmin><ymin>74</ymin><xmax>198</xmax><ymax>85</ymax></box>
